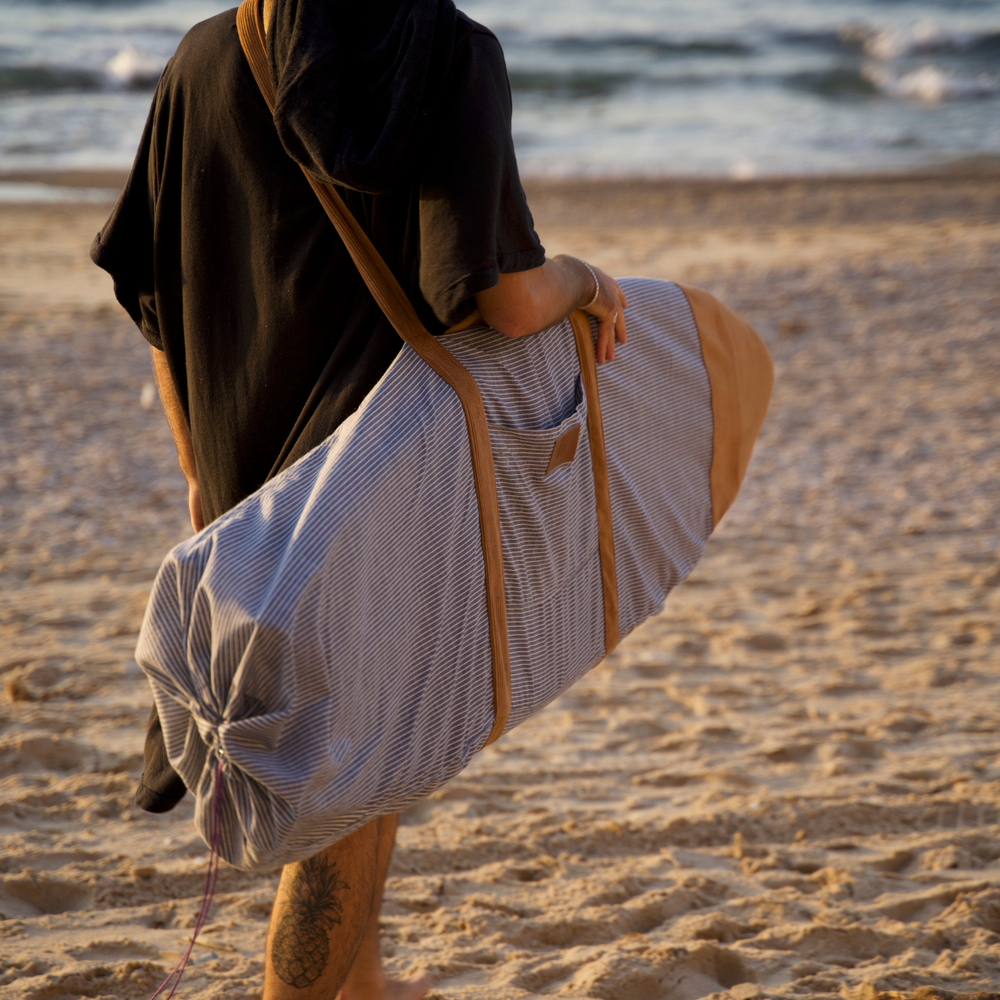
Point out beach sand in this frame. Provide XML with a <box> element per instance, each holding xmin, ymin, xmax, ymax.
<box><xmin>1</xmin><ymin>170</ymin><xmax>999</xmax><ymax>1000</ymax></box>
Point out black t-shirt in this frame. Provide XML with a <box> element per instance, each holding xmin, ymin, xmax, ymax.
<box><xmin>92</xmin><ymin>7</ymin><xmax>544</xmax><ymax>524</ymax></box>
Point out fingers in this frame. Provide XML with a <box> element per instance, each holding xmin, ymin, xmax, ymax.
<box><xmin>597</xmin><ymin>282</ymin><xmax>626</xmax><ymax>363</ymax></box>
<box><xmin>611</xmin><ymin>279</ymin><xmax>627</xmax><ymax>347</ymax></box>
<box><xmin>615</xmin><ymin>306</ymin><xmax>627</xmax><ymax>347</ymax></box>
<box><xmin>580</xmin><ymin>264</ymin><xmax>628</xmax><ymax>363</ymax></box>
<box><xmin>596</xmin><ymin>312</ymin><xmax>616</xmax><ymax>364</ymax></box>
<box><xmin>596</xmin><ymin>319</ymin><xmax>609</xmax><ymax>365</ymax></box>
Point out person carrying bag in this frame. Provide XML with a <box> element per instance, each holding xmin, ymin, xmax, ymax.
<box><xmin>92</xmin><ymin>1</ymin><xmax>771</xmax><ymax>997</ymax></box>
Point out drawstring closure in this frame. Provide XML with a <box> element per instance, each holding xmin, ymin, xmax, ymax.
<box><xmin>149</xmin><ymin>759</ymin><xmax>224</xmax><ymax>999</ymax></box>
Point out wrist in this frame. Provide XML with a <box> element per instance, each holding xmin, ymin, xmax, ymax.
<box><xmin>572</xmin><ymin>257</ymin><xmax>601</xmax><ymax>309</ymax></box>
<box><xmin>555</xmin><ymin>255</ymin><xmax>599</xmax><ymax>310</ymax></box>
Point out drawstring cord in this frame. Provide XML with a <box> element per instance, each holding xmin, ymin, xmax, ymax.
<box><xmin>149</xmin><ymin>759</ymin><xmax>224</xmax><ymax>1000</ymax></box>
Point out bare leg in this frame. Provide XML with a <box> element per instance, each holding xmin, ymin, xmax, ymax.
<box><xmin>263</xmin><ymin>818</ymin><xmax>379</xmax><ymax>1000</ymax></box>
<box><xmin>339</xmin><ymin>814</ymin><xmax>432</xmax><ymax>1000</ymax></box>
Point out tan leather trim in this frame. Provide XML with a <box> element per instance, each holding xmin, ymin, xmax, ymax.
<box><xmin>678</xmin><ymin>284</ymin><xmax>773</xmax><ymax>531</ymax></box>
<box><xmin>570</xmin><ymin>312</ymin><xmax>620</xmax><ymax>653</ymax></box>
<box><xmin>237</xmin><ymin>0</ymin><xmax>511</xmax><ymax>744</ymax></box>
<box><xmin>545</xmin><ymin>424</ymin><xmax>580</xmax><ymax>475</ymax></box>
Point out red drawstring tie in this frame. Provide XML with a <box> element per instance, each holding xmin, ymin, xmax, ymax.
<box><xmin>149</xmin><ymin>759</ymin><xmax>224</xmax><ymax>1000</ymax></box>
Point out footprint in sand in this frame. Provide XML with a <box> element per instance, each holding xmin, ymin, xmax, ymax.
<box><xmin>0</xmin><ymin>876</ymin><xmax>94</xmax><ymax>917</ymax></box>
<box><xmin>742</xmin><ymin>631</ymin><xmax>789</xmax><ymax>652</ymax></box>
<box><xmin>0</xmin><ymin>732</ymin><xmax>87</xmax><ymax>775</ymax></box>
<box><xmin>67</xmin><ymin>939</ymin><xmax>160</xmax><ymax>962</ymax></box>
<box><xmin>567</xmin><ymin>940</ymin><xmax>754</xmax><ymax>999</ymax></box>
<box><xmin>17</xmin><ymin>849</ymin><xmax>100</xmax><ymax>871</ymax></box>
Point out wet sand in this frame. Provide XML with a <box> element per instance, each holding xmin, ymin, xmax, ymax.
<box><xmin>1</xmin><ymin>170</ymin><xmax>999</xmax><ymax>999</ymax></box>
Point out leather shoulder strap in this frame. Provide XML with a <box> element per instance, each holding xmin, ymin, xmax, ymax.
<box><xmin>236</xmin><ymin>0</ymin><xmax>621</xmax><ymax>742</ymax></box>
<box><xmin>236</xmin><ymin>0</ymin><xmax>510</xmax><ymax>744</ymax></box>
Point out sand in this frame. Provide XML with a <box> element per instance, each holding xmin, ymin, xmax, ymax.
<box><xmin>1</xmin><ymin>170</ymin><xmax>999</xmax><ymax>1000</ymax></box>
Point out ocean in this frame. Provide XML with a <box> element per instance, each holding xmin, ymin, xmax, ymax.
<box><xmin>0</xmin><ymin>0</ymin><xmax>998</xmax><ymax>185</ymax></box>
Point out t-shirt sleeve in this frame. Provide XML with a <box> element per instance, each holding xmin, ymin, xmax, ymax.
<box><xmin>417</xmin><ymin>26</ymin><xmax>545</xmax><ymax>327</ymax></box>
<box><xmin>89</xmin><ymin>90</ymin><xmax>163</xmax><ymax>349</ymax></box>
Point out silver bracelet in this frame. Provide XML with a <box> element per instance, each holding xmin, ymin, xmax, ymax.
<box><xmin>572</xmin><ymin>257</ymin><xmax>601</xmax><ymax>309</ymax></box>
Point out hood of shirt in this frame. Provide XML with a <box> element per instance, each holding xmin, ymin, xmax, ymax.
<box><xmin>266</xmin><ymin>0</ymin><xmax>458</xmax><ymax>193</ymax></box>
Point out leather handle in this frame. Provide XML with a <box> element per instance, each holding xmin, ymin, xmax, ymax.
<box><xmin>570</xmin><ymin>312</ymin><xmax>619</xmax><ymax>653</ymax></box>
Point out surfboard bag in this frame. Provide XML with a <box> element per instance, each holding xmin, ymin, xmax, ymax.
<box><xmin>133</xmin><ymin>0</ymin><xmax>774</xmax><ymax>872</ymax></box>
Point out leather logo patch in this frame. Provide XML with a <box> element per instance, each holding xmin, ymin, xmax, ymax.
<box><xmin>545</xmin><ymin>424</ymin><xmax>580</xmax><ymax>475</ymax></box>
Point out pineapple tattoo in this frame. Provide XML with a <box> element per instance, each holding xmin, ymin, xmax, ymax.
<box><xmin>271</xmin><ymin>855</ymin><xmax>350</xmax><ymax>988</ymax></box>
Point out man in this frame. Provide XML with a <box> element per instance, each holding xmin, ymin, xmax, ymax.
<box><xmin>92</xmin><ymin>0</ymin><xmax>625</xmax><ymax>995</ymax></box>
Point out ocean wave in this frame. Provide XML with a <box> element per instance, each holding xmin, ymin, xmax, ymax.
<box><xmin>547</xmin><ymin>34</ymin><xmax>754</xmax><ymax>57</ymax></box>
<box><xmin>778</xmin><ymin>23</ymin><xmax>1000</xmax><ymax>59</ymax></box>
<box><xmin>839</xmin><ymin>22</ymin><xmax>1000</xmax><ymax>59</ymax></box>
<box><xmin>508</xmin><ymin>67</ymin><xmax>719</xmax><ymax>98</ymax></box>
<box><xmin>776</xmin><ymin>29</ymin><xmax>854</xmax><ymax>53</ymax></box>
<box><xmin>782</xmin><ymin>62</ymin><xmax>1000</xmax><ymax>102</ymax></box>
<box><xmin>0</xmin><ymin>46</ymin><xmax>162</xmax><ymax>94</ymax></box>
<box><xmin>784</xmin><ymin>67</ymin><xmax>879</xmax><ymax>99</ymax></box>
<box><xmin>104</xmin><ymin>45</ymin><xmax>164</xmax><ymax>89</ymax></box>
<box><xmin>514</xmin><ymin>62</ymin><xmax>1000</xmax><ymax>103</ymax></box>
<box><xmin>0</xmin><ymin>65</ymin><xmax>103</xmax><ymax>94</ymax></box>
<box><xmin>864</xmin><ymin>64</ymin><xmax>1000</xmax><ymax>100</ymax></box>
<box><xmin>508</xmin><ymin>69</ymin><xmax>637</xmax><ymax>98</ymax></box>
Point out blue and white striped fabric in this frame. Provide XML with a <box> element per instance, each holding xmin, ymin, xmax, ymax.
<box><xmin>136</xmin><ymin>277</ymin><xmax>714</xmax><ymax>870</ymax></box>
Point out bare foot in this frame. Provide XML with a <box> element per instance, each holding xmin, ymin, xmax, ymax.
<box><xmin>338</xmin><ymin>971</ymin><xmax>432</xmax><ymax>1000</ymax></box>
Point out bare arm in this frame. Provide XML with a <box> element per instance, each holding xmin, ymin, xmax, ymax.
<box><xmin>150</xmin><ymin>346</ymin><xmax>204</xmax><ymax>533</ymax></box>
<box><xmin>475</xmin><ymin>254</ymin><xmax>628</xmax><ymax>364</ymax></box>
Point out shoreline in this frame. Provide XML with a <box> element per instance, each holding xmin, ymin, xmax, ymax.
<box><xmin>0</xmin><ymin>154</ymin><xmax>998</xmax><ymax>202</ymax></box>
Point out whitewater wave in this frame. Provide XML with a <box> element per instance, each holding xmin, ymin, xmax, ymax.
<box><xmin>864</xmin><ymin>64</ymin><xmax>1000</xmax><ymax>102</ymax></box>
<box><xmin>105</xmin><ymin>46</ymin><xmax>165</xmax><ymax>89</ymax></box>
<box><xmin>0</xmin><ymin>47</ymin><xmax>165</xmax><ymax>95</ymax></box>
<box><xmin>840</xmin><ymin>22</ymin><xmax>1000</xmax><ymax>60</ymax></box>
<box><xmin>514</xmin><ymin>61</ymin><xmax>1000</xmax><ymax>103</ymax></box>
<box><xmin>2</xmin><ymin>0</ymin><xmax>998</xmax><ymax>177</ymax></box>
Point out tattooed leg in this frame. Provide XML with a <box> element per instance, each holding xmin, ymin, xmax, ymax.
<box><xmin>339</xmin><ymin>814</ymin><xmax>432</xmax><ymax>1000</ymax></box>
<box><xmin>263</xmin><ymin>817</ymin><xmax>379</xmax><ymax>1000</ymax></box>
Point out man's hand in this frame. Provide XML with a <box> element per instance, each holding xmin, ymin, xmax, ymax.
<box><xmin>474</xmin><ymin>255</ymin><xmax>627</xmax><ymax>363</ymax></box>
<box><xmin>581</xmin><ymin>263</ymin><xmax>628</xmax><ymax>365</ymax></box>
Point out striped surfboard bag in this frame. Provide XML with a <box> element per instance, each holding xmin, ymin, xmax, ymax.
<box><xmin>134</xmin><ymin>0</ymin><xmax>774</xmax><ymax>872</ymax></box>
